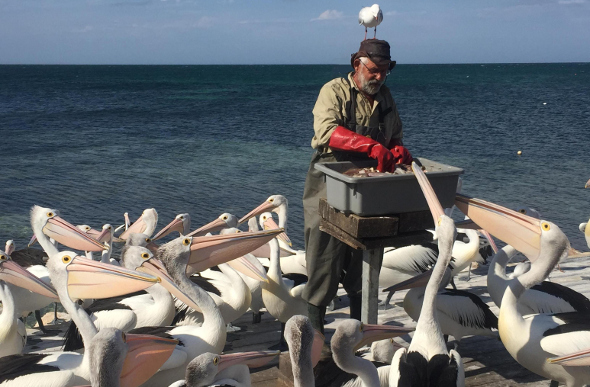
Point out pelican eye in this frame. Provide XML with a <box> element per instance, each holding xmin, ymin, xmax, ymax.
<box><xmin>222</xmin><ymin>215</ymin><xmax>228</xmax><ymax>220</ymax></box>
<box><xmin>269</xmin><ymin>198</ymin><xmax>274</xmax><ymax>203</ymax></box>
<box><xmin>183</xmin><ymin>238</ymin><xmax>190</xmax><ymax>246</ymax></box>
<box><xmin>121</xmin><ymin>332</ymin><xmax>126</xmax><ymax>341</ymax></box>
<box><xmin>62</xmin><ymin>255</ymin><xmax>72</xmax><ymax>263</ymax></box>
<box><xmin>145</xmin><ymin>238</ymin><xmax>152</xmax><ymax>243</ymax></box>
<box><xmin>359</xmin><ymin>322</ymin><xmax>364</xmax><ymax>332</ymax></box>
<box><xmin>85</xmin><ymin>226</ymin><xmax>90</xmax><ymax>231</ymax></box>
<box><xmin>179</xmin><ymin>215</ymin><xmax>184</xmax><ymax>219</ymax></box>
<box><xmin>389</xmin><ymin>338</ymin><xmax>394</xmax><ymax>343</ymax></box>
<box><xmin>519</xmin><ymin>209</ymin><xmax>526</xmax><ymax>214</ymax></box>
<box><xmin>47</xmin><ymin>212</ymin><xmax>54</xmax><ymax>217</ymax></box>
<box><xmin>437</xmin><ymin>218</ymin><xmax>442</xmax><ymax>226</ymax></box>
<box><xmin>213</xmin><ymin>356</ymin><xmax>219</xmax><ymax>365</ymax></box>
<box><xmin>141</xmin><ymin>252</ymin><xmax>150</xmax><ymax>259</ymax></box>
<box><xmin>542</xmin><ymin>222</ymin><xmax>551</xmax><ymax>231</ymax></box>
<box><xmin>0</xmin><ymin>254</ymin><xmax>7</xmax><ymax>261</ymax></box>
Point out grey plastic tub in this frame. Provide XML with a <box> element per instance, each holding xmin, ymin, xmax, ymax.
<box><xmin>314</xmin><ymin>157</ymin><xmax>464</xmax><ymax>216</ymax></box>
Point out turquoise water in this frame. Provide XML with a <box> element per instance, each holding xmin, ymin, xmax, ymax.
<box><xmin>1</xmin><ymin>63</ymin><xmax>589</xmax><ymax>251</ymax></box>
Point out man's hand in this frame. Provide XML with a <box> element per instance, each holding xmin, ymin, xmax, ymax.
<box><xmin>390</xmin><ymin>144</ymin><xmax>413</xmax><ymax>165</ymax></box>
<box><xmin>328</xmin><ymin>126</ymin><xmax>396</xmax><ymax>172</ymax></box>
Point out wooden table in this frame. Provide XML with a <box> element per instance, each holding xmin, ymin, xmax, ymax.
<box><xmin>318</xmin><ymin>198</ymin><xmax>434</xmax><ymax>324</ymax></box>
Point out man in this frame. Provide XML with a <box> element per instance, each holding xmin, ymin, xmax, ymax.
<box><xmin>301</xmin><ymin>39</ymin><xmax>413</xmax><ymax>334</ymax></box>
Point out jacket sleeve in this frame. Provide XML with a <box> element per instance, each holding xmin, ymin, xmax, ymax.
<box><xmin>311</xmin><ymin>81</ymin><xmax>346</xmax><ymax>150</ymax></box>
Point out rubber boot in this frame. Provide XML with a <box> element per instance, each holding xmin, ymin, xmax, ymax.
<box><xmin>308</xmin><ymin>303</ymin><xmax>326</xmax><ymax>335</ymax></box>
<box><xmin>349</xmin><ymin>293</ymin><xmax>362</xmax><ymax>321</ymax></box>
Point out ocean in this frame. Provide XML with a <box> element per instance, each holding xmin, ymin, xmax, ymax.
<box><xmin>1</xmin><ymin>63</ymin><xmax>589</xmax><ymax>252</ymax></box>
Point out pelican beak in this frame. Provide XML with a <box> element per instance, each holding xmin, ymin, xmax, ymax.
<box><xmin>5</xmin><ymin>242</ymin><xmax>15</xmax><ymax>256</ymax></box>
<box><xmin>238</xmin><ymin>201</ymin><xmax>275</xmax><ymax>225</ymax></box>
<box><xmin>480</xmin><ymin>229</ymin><xmax>499</xmax><ymax>254</ymax></box>
<box><xmin>43</xmin><ymin>216</ymin><xmax>107</xmax><ymax>252</ymax></box>
<box><xmin>28</xmin><ymin>234</ymin><xmax>38</xmax><ymax>247</ymax></box>
<box><xmin>311</xmin><ymin>329</ymin><xmax>325</xmax><ymax>368</ymax></box>
<box><xmin>455</xmin><ymin>194</ymin><xmax>542</xmax><ymax>262</ymax></box>
<box><xmin>66</xmin><ymin>256</ymin><xmax>159</xmax><ymax>300</ymax></box>
<box><xmin>137</xmin><ymin>258</ymin><xmax>203</xmax><ymax>313</ymax></box>
<box><xmin>383</xmin><ymin>269</ymin><xmax>433</xmax><ymax>293</ymax></box>
<box><xmin>355</xmin><ymin>324</ymin><xmax>414</xmax><ymax>351</ymax></box>
<box><xmin>227</xmin><ymin>255</ymin><xmax>268</xmax><ymax>282</ymax></box>
<box><xmin>412</xmin><ymin>161</ymin><xmax>445</xmax><ymax>224</ymax></box>
<box><xmin>186</xmin><ymin>218</ymin><xmax>227</xmax><ymax>238</ymax></box>
<box><xmin>585</xmin><ymin>178</ymin><xmax>590</xmax><ymax>189</ymax></box>
<box><xmin>187</xmin><ymin>229</ymin><xmax>283</xmax><ymax>274</ymax></box>
<box><xmin>119</xmin><ymin>333</ymin><xmax>179</xmax><ymax>387</ymax></box>
<box><xmin>454</xmin><ymin>219</ymin><xmax>481</xmax><ymax>229</ymax></box>
<box><xmin>547</xmin><ymin>349</ymin><xmax>590</xmax><ymax>366</ymax></box>
<box><xmin>262</xmin><ymin>216</ymin><xmax>292</xmax><ymax>247</ymax></box>
<box><xmin>119</xmin><ymin>215</ymin><xmax>148</xmax><ymax>240</ymax></box>
<box><xmin>93</xmin><ymin>228</ymin><xmax>112</xmax><ymax>243</ymax></box>
<box><xmin>0</xmin><ymin>260</ymin><xmax>58</xmax><ymax>299</ymax></box>
<box><xmin>218</xmin><ymin>350</ymin><xmax>280</xmax><ymax>373</ymax></box>
<box><xmin>153</xmin><ymin>218</ymin><xmax>184</xmax><ymax>241</ymax></box>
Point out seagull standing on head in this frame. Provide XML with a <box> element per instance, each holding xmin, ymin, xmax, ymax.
<box><xmin>359</xmin><ymin>4</ymin><xmax>383</xmax><ymax>40</ymax></box>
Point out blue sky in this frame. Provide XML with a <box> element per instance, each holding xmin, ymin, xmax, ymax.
<box><xmin>1</xmin><ymin>0</ymin><xmax>588</xmax><ymax>64</ymax></box>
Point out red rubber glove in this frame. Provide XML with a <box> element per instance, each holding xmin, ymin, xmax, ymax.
<box><xmin>328</xmin><ymin>126</ymin><xmax>395</xmax><ymax>172</ymax></box>
<box><xmin>390</xmin><ymin>144</ymin><xmax>413</xmax><ymax>165</ymax></box>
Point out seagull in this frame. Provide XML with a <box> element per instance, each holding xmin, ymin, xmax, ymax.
<box><xmin>359</xmin><ymin>4</ymin><xmax>383</xmax><ymax>40</ymax></box>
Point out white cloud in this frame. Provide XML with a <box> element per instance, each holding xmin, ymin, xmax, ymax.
<box><xmin>193</xmin><ymin>16</ymin><xmax>215</xmax><ymax>29</ymax></box>
<box><xmin>311</xmin><ymin>9</ymin><xmax>343</xmax><ymax>21</ymax></box>
<box><xmin>385</xmin><ymin>11</ymin><xmax>398</xmax><ymax>16</ymax></box>
<box><xmin>558</xmin><ymin>0</ymin><xmax>586</xmax><ymax>4</ymax></box>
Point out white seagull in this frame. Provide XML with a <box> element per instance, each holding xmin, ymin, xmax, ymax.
<box><xmin>359</xmin><ymin>4</ymin><xmax>383</xmax><ymax>40</ymax></box>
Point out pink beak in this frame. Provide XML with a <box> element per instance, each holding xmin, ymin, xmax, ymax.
<box><xmin>186</xmin><ymin>229</ymin><xmax>283</xmax><ymax>274</ymax></box>
<box><xmin>137</xmin><ymin>258</ymin><xmax>204</xmax><ymax>313</ymax></box>
<box><xmin>119</xmin><ymin>333</ymin><xmax>179</xmax><ymax>387</ymax></box>
<box><xmin>0</xmin><ymin>258</ymin><xmax>58</xmax><ymax>299</ymax></box>
<box><xmin>65</xmin><ymin>256</ymin><xmax>159</xmax><ymax>300</ymax></box>
<box><xmin>43</xmin><ymin>216</ymin><xmax>106</xmax><ymax>252</ymax></box>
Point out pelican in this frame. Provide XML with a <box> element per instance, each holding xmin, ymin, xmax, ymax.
<box><xmin>185</xmin><ymin>213</ymin><xmax>238</xmax><ymax>238</ymax></box>
<box><xmin>7</xmin><ymin>206</ymin><xmax>106</xmax><ymax>333</ymax></box>
<box><xmin>385</xmin><ymin>267</ymin><xmax>498</xmax><ymax>344</ymax></box>
<box><xmin>380</xmin><ymin>226</ymin><xmax>488</xmax><ymax>308</ymax></box>
<box><xmin>0</xmin><ymin>250</ymin><xmax>160</xmax><ymax>386</ymax></box>
<box><xmin>3</xmin><ymin>240</ymin><xmax>59</xmax><ymax>333</ymax></box>
<box><xmin>168</xmin><ymin>350</ymin><xmax>279</xmax><ymax>387</ymax></box>
<box><xmin>487</xmin><ymin>207</ymin><xmax>590</xmax><ymax>315</ymax></box>
<box><xmin>261</xmin><ymin>236</ymin><xmax>308</xmax><ymax>348</ymax></box>
<box><xmin>0</xmin><ymin>252</ymin><xmax>58</xmax><ymax>358</ymax></box>
<box><xmin>284</xmin><ymin>315</ymin><xmax>324</xmax><ymax>387</ymax></box>
<box><xmin>175</xmin><ymin>230</ymin><xmax>268</xmax><ymax>330</ymax></box>
<box><xmin>134</xmin><ymin>229</ymin><xmax>283</xmax><ymax>387</ymax></box>
<box><xmin>579</xmin><ymin>220</ymin><xmax>590</xmax><ymax>250</ymax></box>
<box><xmin>62</xmin><ymin>246</ymin><xmax>205</xmax><ymax>350</ymax></box>
<box><xmin>153</xmin><ymin>213</ymin><xmax>191</xmax><ymax>241</ymax></box>
<box><xmin>359</xmin><ymin>4</ymin><xmax>383</xmax><ymax>40</ymax></box>
<box><xmin>239</xmin><ymin>195</ymin><xmax>293</xmax><ymax>249</ymax></box>
<box><xmin>118</xmin><ymin>208</ymin><xmax>158</xmax><ymax>240</ymax></box>
<box><xmin>454</xmin><ymin>193</ymin><xmax>590</xmax><ymax>387</ymax></box>
<box><xmin>330</xmin><ymin>319</ymin><xmax>414</xmax><ymax>387</ymax></box>
<box><xmin>255</xmin><ymin>213</ymin><xmax>307</xmax><ymax>276</ymax></box>
<box><xmin>488</xmin><ymin>244</ymin><xmax>590</xmax><ymax>315</ymax></box>
<box><xmin>389</xmin><ymin>162</ymin><xmax>465</xmax><ymax>387</ymax></box>
<box><xmin>85</xmin><ymin>328</ymin><xmax>178</xmax><ymax>387</ymax></box>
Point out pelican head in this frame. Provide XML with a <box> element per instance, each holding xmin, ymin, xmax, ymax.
<box><xmin>30</xmin><ymin>205</ymin><xmax>106</xmax><ymax>252</ymax></box>
<box><xmin>186</xmin><ymin>213</ymin><xmax>238</xmax><ymax>238</ymax></box>
<box><xmin>152</xmin><ymin>213</ymin><xmax>191</xmax><ymax>241</ymax></box>
<box><xmin>119</xmin><ymin>208</ymin><xmax>158</xmax><ymax>240</ymax></box>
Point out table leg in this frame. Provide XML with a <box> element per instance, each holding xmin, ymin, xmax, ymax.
<box><xmin>361</xmin><ymin>248</ymin><xmax>383</xmax><ymax>324</ymax></box>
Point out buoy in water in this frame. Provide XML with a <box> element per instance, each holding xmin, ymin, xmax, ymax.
<box><xmin>517</xmin><ymin>150</ymin><xmax>522</xmax><ymax>155</ymax></box>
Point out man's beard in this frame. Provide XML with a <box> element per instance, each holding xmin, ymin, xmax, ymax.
<box><xmin>358</xmin><ymin>71</ymin><xmax>384</xmax><ymax>95</ymax></box>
